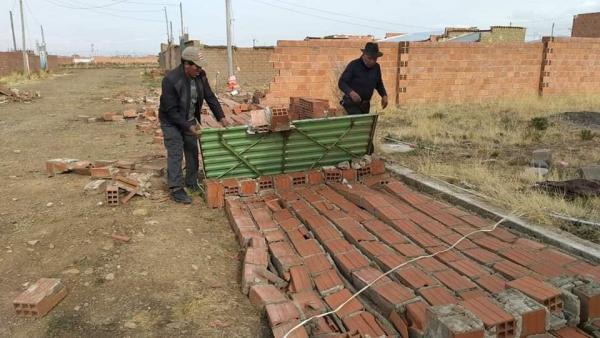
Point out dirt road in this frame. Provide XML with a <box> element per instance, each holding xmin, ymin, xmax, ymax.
<box><xmin>0</xmin><ymin>68</ymin><xmax>266</xmax><ymax>337</ymax></box>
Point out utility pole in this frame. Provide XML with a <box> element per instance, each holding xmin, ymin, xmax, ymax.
<box><xmin>179</xmin><ymin>2</ymin><xmax>184</xmax><ymax>38</ymax></box>
<box><xmin>163</xmin><ymin>7</ymin><xmax>170</xmax><ymax>43</ymax></box>
<box><xmin>225</xmin><ymin>0</ymin><xmax>234</xmax><ymax>78</ymax></box>
<box><xmin>19</xmin><ymin>0</ymin><xmax>30</xmax><ymax>76</ymax></box>
<box><xmin>170</xmin><ymin>20</ymin><xmax>174</xmax><ymax>43</ymax></box>
<box><xmin>39</xmin><ymin>25</ymin><xmax>47</xmax><ymax>71</ymax></box>
<box><xmin>551</xmin><ymin>22</ymin><xmax>555</xmax><ymax>37</ymax></box>
<box><xmin>10</xmin><ymin>11</ymin><xmax>17</xmax><ymax>51</ymax></box>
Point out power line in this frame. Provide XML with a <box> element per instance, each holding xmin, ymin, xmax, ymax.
<box><xmin>48</xmin><ymin>0</ymin><xmax>166</xmax><ymax>12</ymax></box>
<box><xmin>249</xmin><ymin>0</ymin><xmax>406</xmax><ymax>33</ymax></box>
<box><xmin>43</xmin><ymin>0</ymin><xmax>164</xmax><ymax>22</ymax></box>
<box><xmin>272</xmin><ymin>0</ymin><xmax>436</xmax><ymax>30</ymax></box>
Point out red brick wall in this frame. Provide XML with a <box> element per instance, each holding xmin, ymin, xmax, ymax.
<box><xmin>399</xmin><ymin>42</ymin><xmax>543</xmax><ymax>104</ymax></box>
<box><xmin>572</xmin><ymin>12</ymin><xmax>600</xmax><ymax>38</ymax></box>
<box><xmin>263</xmin><ymin>40</ymin><xmax>399</xmax><ymax>107</ymax></box>
<box><xmin>541</xmin><ymin>37</ymin><xmax>600</xmax><ymax>95</ymax></box>
<box><xmin>1</xmin><ymin>52</ymin><xmax>72</xmax><ymax>77</ymax></box>
<box><xmin>0</xmin><ymin>52</ymin><xmax>42</xmax><ymax>77</ymax></box>
<box><xmin>262</xmin><ymin>37</ymin><xmax>600</xmax><ymax>107</ymax></box>
<box><xmin>200</xmin><ymin>46</ymin><xmax>277</xmax><ymax>91</ymax></box>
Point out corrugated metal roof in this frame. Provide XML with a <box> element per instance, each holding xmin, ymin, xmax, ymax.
<box><xmin>199</xmin><ymin>114</ymin><xmax>378</xmax><ymax>179</ymax></box>
<box><xmin>378</xmin><ymin>31</ymin><xmax>443</xmax><ymax>42</ymax></box>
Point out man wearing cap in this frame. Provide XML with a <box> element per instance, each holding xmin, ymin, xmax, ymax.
<box><xmin>159</xmin><ymin>46</ymin><xmax>229</xmax><ymax>204</ymax></box>
<box><xmin>338</xmin><ymin>42</ymin><xmax>388</xmax><ymax>115</ymax></box>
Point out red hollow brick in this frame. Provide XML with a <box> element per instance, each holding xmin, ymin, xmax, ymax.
<box><xmin>507</xmin><ymin>276</ymin><xmax>563</xmax><ymax>312</ymax></box>
<box><xmin>274</xmin><ymin>174</ymin><xmax>293</xmax><ymax>192</ymax></box>
<box><xmin>462</xmin><ymin>297</ymin><xmax>516</xmax><ymax>338</ymax></box>
<box><xmin>324</xmin><ymin>288</ymin><xmax>364</xmax><ymax>318</ymax></box>
<box><xmin>304</xmin><ymin>253</ymin><xmax>333</xmax><ymax>276</ymax></box>
<box><xmin>289</xmin><ymin>266</ymin><xmax>312</xmax><ymax>293</ymax></box>
<box><xmin>291</xmin><ymin>290</ymin><xmax>327</xmax><ymax>317</ymax></box>
<box><xmin>396</xmin><ymin>266</ymin><xmax>437</xmax><ymax>289</ymax></box>
<box><xmin>433</xmin><ymin>270</ymin><xmax>478</xmax><ymax>292</ymax></box>
<box><xmin>13</xmin><ymin>278</ymin><xmax>68</xmax><ymax>317</ymax></box>
<box><xmin>239</xmin><ymin>179</ymin><xmax>258</xmax><ymax>197</ymax></box>
<box><xmin>204</xmin><ymin>180</ymin><xmax>225</xmax><ymax>208</ymax></box>
<box><xmin>249</xmin><ymin>284</ymin><xmax>287</xmax><ymax>309</ymax></box>
<box><xmin>342</xmin><ymin>311</ymin><xmax>386</xmax><ymax>337</ymax></box>
<box><xmin>314</xmin><ymin>269</ymin><xmax>344</xmax><ymax>296</ymax></box>
<box><xmin>265</xmin><ymin>301</ymin><xmax>301</xmax><ymax>327</ymax></box>
<box><xmin>419</xmin><ymin>286</ymin><xmax>458</xmax><ymax>306</ymax></box>
<box><xmin>405</xmin><ymin>300</ymin><xmax>429</xmax><ymax>331</ymax></box>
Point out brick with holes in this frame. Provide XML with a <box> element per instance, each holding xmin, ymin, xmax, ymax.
<box><xmin>13</xmin><ymin>278</ymin><xmax>68</xmax><ymax>317</ymax></box>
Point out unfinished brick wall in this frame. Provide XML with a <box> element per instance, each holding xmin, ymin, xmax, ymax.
<box><xmin>399</xmin><ymin>42</ymin><xmax>543</xmax><ymax>104</ymax></box>
<box><xmin>0</xmin><ymin>52</ymin><xmax>72</xmax><ymax>77</ymax></box>
<box><xmin>540</xmin><ymin>37</ymin><xmax>600</xmax><ymax>96</ymax></box>
<box><xmin>200</xmin><ymin>46</ymin><xmax>277</xmax><ymax>91</ymax></box>
<box><xmin>159</xmin><ymin>44</ymin><xmax>276</xmax><ymax>91</ymax></box>
<box><xmin>263</xmin><ymin>37</ymin><xmax>600</xmax><ymax>107</ymax></box>
<box><xmin>262</xmin><ymin>40</ymin><xmax>399</xmax><ymax>108</ymax></box>
<box><xmin>572</xmin><ymin>12</ymin><xmax>600</xmax><ymax>38</ymax></box>
<box><xmin>93</xmin><ymin>56</ymin><xmax>157</xmax><ymax>64</ymax></box>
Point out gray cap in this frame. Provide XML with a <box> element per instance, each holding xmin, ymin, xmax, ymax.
<box><xmin>181</xmin><ymin>46</ymin><xmax>206</xmax><ymax>67</ymax></box>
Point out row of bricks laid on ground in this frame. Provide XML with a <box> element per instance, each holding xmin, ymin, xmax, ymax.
<box><xmin>204</xmin><ymin>158</ymin><xmax>386</xmax><ymax>209</ymax></box>
<box><xmin>223</xmin><ymin>167</ymin><xmax>600</xmax><ymax>337</ymax></box>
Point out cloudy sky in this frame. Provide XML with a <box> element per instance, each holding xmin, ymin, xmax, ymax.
<box><xmin>1</xmin><ymin>0</ymin><xmax>599</xmax><ymax>56</ymax></box>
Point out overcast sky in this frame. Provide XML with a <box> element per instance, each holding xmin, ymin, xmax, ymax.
<box><xmin>1</xmin><ymin>0</ymin><xmax>599</xmax><ymax>56</ymax></box>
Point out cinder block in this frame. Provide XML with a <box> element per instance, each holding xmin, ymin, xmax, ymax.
<box><xmin>424</xmin><ymin>304</ymin><xmax>485</xmax><ymax>338</ymax></box>
<box><xmin>13</xmin><ymin>278</ymin><xmax>68</xmax><ymax>317</ymax></box>
<box><xmin>578</xmin><ymin>165</ymin><xmax>600</xmax><ymax>180</ymax></box>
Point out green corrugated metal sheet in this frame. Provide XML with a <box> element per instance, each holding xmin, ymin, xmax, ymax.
<box><xmin>199</xmin><ymin>114</ymin><xmax>378</xmax><ymax>179</ymax></box>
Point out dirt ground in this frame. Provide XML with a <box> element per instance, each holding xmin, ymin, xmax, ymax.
<box><xmin>0</xmin><ymin>68</ymin><xmax>267</xmax><ymax>337</ymax></box>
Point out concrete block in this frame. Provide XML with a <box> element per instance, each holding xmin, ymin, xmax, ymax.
<box><xmin>579</xmin><ymin>165</ymin><xmax>600</xmax><ymax>180</ymax></box>
<box><xmin>424</xmin><ymin>304</ymin><xmax>485</xmax><ymax>338</ymax></box>
<box><xmin>532</xmin><ymin>149</ymin><xmax>552</xmax><ymax>165</ymax></box>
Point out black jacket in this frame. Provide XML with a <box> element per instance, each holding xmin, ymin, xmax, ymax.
<box><xmin>159</xmin><ymin>64</ymin><xmax>225</xmax><ymax>131</ymax></box>
<box><xmin>338</xmin><ymin>58</ymin><xmax>387</xmax><ymax>103</ymax></box>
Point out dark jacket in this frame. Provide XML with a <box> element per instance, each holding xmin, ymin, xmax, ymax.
<box><xmin>159</xmin><ymin>65</ymin><xmax>225</xmax><ymax>131</ymax></box>
<box><xmin>338</xmin><ymin>58</ymin><xmax>387</xmax><ymax>104</ymax></box>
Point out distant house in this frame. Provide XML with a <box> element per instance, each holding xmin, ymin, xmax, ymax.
<box><xmin>378</xmin><ymin>26</ymin><xmax>526</xmax><ymax>43</ymax></box>
<box><xmin>572</xmin><ymin>12</ymin><xmax>600</xmax><ymax>38</ymax></box>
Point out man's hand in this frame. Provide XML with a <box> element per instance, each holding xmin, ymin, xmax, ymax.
<box><xmin>349</xmin><ymin>90</ymin><xmax>361</xmax><ymax>103</ymax></box>
<box><xmin>220</xmin><ymin>118</ymin><xmax>230</xmax><ymax>127</ymax></box>
<box><xmin>189</xmin><ymin>125</ymin><xmax>198</xmax><ymax>136</ymax></box>
<box><xmin>381</xmin><ymin>95</ymin><xmax>388</xmax><ymax>109</ymax></box>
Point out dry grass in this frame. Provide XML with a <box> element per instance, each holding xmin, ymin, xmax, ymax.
<box><xmin>0</xmin><ymin>70</ymin><xmax>54</xmax><ymax>86</ymax></box>
<box><xmin>378</xmin><ymin>95</ymin><xmax>600</xmax><ymax>240</ymax></box>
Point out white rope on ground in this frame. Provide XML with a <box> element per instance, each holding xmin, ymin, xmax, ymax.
<box><xmin>283</xmin><ymin>216</ymin><xmax>510</xmax><ymax>338</ymax></box>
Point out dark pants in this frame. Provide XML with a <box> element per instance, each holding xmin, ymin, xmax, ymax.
<box><xmin>341</xmin><ymin>97</ymin><xmax>370</xmax><ymax>115</ymax></box>
<box><xmin>161</xmin><ymin>123</ymin><xmax>199</xmax><ymax>191</ymax></box>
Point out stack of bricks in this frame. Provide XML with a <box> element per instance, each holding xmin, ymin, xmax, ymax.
<box><xmin>222</xmin><ymin>161</ymin><xmax>600</xmax><ymax>337</ymax></box>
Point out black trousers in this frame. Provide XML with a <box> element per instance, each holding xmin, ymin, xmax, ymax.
<box><xmin>161</xmin><ymin>123</ymin><xmax>199</xmax><ymax>191</ymax></box>
<box><xmin>341</xmin><ymin>97</ymin><xmax>370</xmax><ymax>115</ymax></box>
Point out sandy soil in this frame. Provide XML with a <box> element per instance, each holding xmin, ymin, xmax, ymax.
<box><xmin>0</xmin><ymin>68</ymin><xmax>267</xmax><ymax>337</ymax></box>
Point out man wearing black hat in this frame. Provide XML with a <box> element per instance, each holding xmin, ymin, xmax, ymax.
<box><xmin>159</xmin><ymin>46</ymin><xmax>229</xmax><ymax>204</ymax></box>
<box><xmin>338</xmin><ymin>42</ymin><xmax>388</xmax><ymax>115</ymax></box>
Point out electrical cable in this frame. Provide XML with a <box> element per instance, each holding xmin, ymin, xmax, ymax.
<box><xmin>272</xmin><ymin>0</ymin><xmax>437</xmax><ymax>30</ymax></box>
<box><xmin>283</xmin><ymin>215</ymin><xmax>511</xmax><ymax>337</ymax></box>
<box><xmin>43</xmin><ymin>0</ymin><xmax>164</xmax><ymax>22</ymax></box>
<box><xmin>249</xmin><ymin>0</ymin><xmax>402</xmax><ymax>33</ymax></box>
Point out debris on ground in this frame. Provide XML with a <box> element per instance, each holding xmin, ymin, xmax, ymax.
<box><xmin>536</xmin><ymin>178</ymin><xmax>600</xmax><ymax>199</ymax></box>
<box><xmin>0</xmin><ymin>85</ymin><xmax>41</xmax><ymax>104</ymax></box>
<box><xmin>13</xmin><ymin>278</ymin><xmax>68</xmax><ymax>318</ymax></box>
<box><xmin>46</xmin><ymin>156</ymin><xmax>165</xmax><ymax>206</ymax></box>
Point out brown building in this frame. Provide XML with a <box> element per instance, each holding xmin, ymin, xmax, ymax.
<box><xmin>429</xmin><ymin>26</ymin><xmax>525</xmax><ymax>43</ymax></box>
<box><xmin>572</xmin><ymin>12</ymin><xmax>600</xmax><ymax>38</ymax></box>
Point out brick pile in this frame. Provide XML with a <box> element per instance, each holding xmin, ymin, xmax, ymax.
<box><xmin>218</xmin><ymin>164</ymin><xmax>600</xmax><ymax>337</ymax></box>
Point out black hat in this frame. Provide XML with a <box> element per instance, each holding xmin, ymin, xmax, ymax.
<box><xmin>361</xmin><ymin>42</ymin><xmax>383</xmax><ymax>57</ymax></box>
